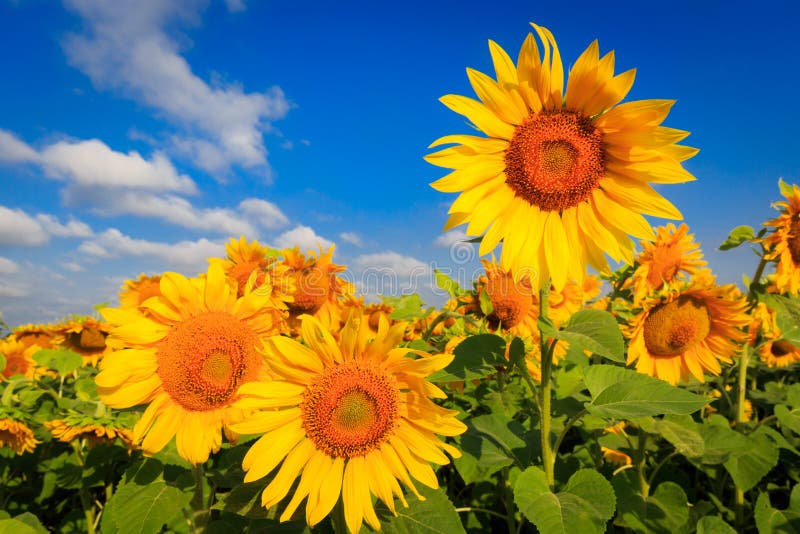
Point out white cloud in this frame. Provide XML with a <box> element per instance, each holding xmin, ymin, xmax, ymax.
<box><xmin>0</xmin><ymin>282</ymin><xmax>28</xmax><ymax>298</ymax></box>
<box><xmin>0</xmin><ymin>129</ymin><xmax>38</xmax><ymax>163</ymax></box>
<box><xmin>353</xmin><ymin>252</ymin><xmax>429</xmax><ymax>277</ymax></box>
<box><xmin>0</xmin><ymin>257</ymin><xmax>20</xmax><ymax>274</ymax></box>
<box><xmin>61</xmin><ymin>261</ymin><xmax>85</xmax><ymax>272</ymax></box>
<box><xmin>0</xmin><ymin>205</ymin><xmax>93</xmax><ymax>246</ymax></box>
<box><xmin>0</xmin><ymin>206</ymin><xmax>49</xmax><ymax>245</ymax></box>
<box><xmin>79</xmin><ymin>228</ymin><xmax>224</xmax><ymax>269</ymax></box>
<box><xmin>273</xmin><ymin>225</ymin><xmax>333</xmax><ymax>251</ymax></box>
<box><xmin>238</xmin><ymin>198</ymin><xmax>289</xmax><ymax>229</ymax></box>
<box><xmin>434</xmin><ymin>228</ymin><xmax>468</xmax><ymax>248</ymax></box>
<box><xmin>62</xmin><ymin>0</ymin><xmax>290</xmax><ymax>173</ymax></box>
<box><xmin>339</xmin><ymin>232</ymin><xmax>363</xmax><ymax>247</ymax></box>
<box><xmin>40</xmin><ymin>139</ymin><xmax>196</xmax><ymax>193</ymax></box>
<box><xmin>35</xmin><ymin>214</ymin><xmax>93</xmax><ymax>238</ymax></box>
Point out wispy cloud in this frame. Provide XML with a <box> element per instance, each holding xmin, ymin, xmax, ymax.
<box><xmin>0</xmin><ymin>205</ymin><xmax>92</xmax><ymax>246</ymax></box>
<box><xmin>62</xmin><ymin>0</ymin><xmax>290</xmax><ymax>175</ymax></box>
<box><xmin>339</xmin><ymin>231</ymin><xmax>364</xmax><ymax>247</ymax></box>
<box><xmin>273</xmin><ymin>225</ymin><xmax>333</xmax><ymax>251</ymax></box>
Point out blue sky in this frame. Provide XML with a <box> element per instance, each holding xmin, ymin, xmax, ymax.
<box><xmin>0</xmin><ymin>0</ymin><xmax>798</xmax><ymax>326</ymax></box>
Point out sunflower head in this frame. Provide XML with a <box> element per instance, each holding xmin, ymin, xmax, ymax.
<box><xmin>45</xmin><ymin>415</ymin><xmax>135</xmax><ymax>449</ymax></box>
<box><xmin>758</xmin><ymin>338</ymin><xmax>800</xmax><ymax>368</ymax></box>
<box><xmin>631</xmin><ymin>223</ymin><xmax>706</xmax><ymax>302</ymax></box>
<box><xmin>627</xmin><ymin>276</ymin><xmax>749</xmax><ymax>384</ymax></box>
<box><xmin>0</xmin><ymin>337</ymin><xmax>43</xmax><ymax>379</ymax></box>
<box><xmin>229</xmin><ymin>311</ymin><xmax>465</xmax><ymax>533</ymax></box>
<box><xmin>210</xmin><ymin>237</ymin><xmax>291</xmax><ymax>304</ymax></box>
<box><xmin>0</xmin><ymin>415</ymin><xmax>38</xmax><ymax>455</ymax></box>
<box><xmin>119</xmin><ymin>274</ymin><xmax>163</xmax><ymax>309</ymax></box>
<box><xmin>281</xmin><ymin>246</ymin><xmax>352</xmax><ymax>316</ymax></box>
<box><xmin>478</xmin><ymin>259</ymin><xmax>535</xmax><ymax>330</ymax></box>
<box><xmin>52</xmin><ymin>317</ymin><xmax>111</xmax><ymax>366</ymax></box>
<box><xmin>95</xmin><ymin>264</ymin><xmax>283</xmax><ymax>464</ymax></box>
<box><xmin>428</xmin><ymin>22</ymin><xmax>695</xmax><ymax>290</ymax></box>
<box><xmin>762</xmin><ymin>181</ymin><xmax>800</xmax><ymax>295</ymax></box>
<box><xmin>12</xmin><ymin>323</ymin><xmax>55</xmax><ymax>349</ymax></box>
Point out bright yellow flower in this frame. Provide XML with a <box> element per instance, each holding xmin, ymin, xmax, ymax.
<box><xmin>119</xmin><ymin>274</ymin><xmax>163</xmax><ymax>309</ymax></box>
<box><xmin>427</xmin><ymin>22</ymin><xmax>695</xmax><ymax>290</ymax></box>
<box><xmin>209</xmin><ymin>237</ymin><xmax>293</xmax><ymax>307</ymax></box>
<box><xmin>758</xmin><ymin>338</ymin><xmax>800</xmax><ymax>368</ymax></box>
<box><xmin>631</xmin><ymin>223</ymin><xmax>705</xmax><ymax>302</ymax></box>
<box><xmin>0</xmin><ymin>337</ymin><xmax>44</xmax><ymax>379</ymax></box>
<box><xmin>0</xmin><ymin>417</ymin><xmax>38</xmax><ymax>454</ymax></box>
<box><xmin>12</xmin><ymin>323</ymin><xmax>55</xmax><ymax>349</ymax></box>
<box><xmin>95</xmin><ymin>264</ymin><xmax>282</xmax><ymax>464</ymax></box>
<box><xmin>229</xmin><ymin>312</ymin><xmax>465</xmax><ymax>534</ymax></box>
<box><xmin>763</xmin><ymin>182</ymin><xmax>800</xmax><ymax>294</ymax></box>
<box><xmin>280</xmin><ymin>246</ymin><xmax>354</xmax><ymax>333</ymax></box>
<box><xmin>45</xmin><ymin>418</ymin><xmax>135</xmax><ymax>449</ymax></box>
<box><xmin>601</xmin><ymin>446</ymin><xmax>632</xmax><ymax>467</ymax></box>
<box><xmin>626</xmin><ymin>277</ymin><xmax>749</xmax><ymax>385</ymax></box>
<box><xmin>52</xmin><ymin>317</ymin><xmax>112</xmax><ymax>366</ymax></box>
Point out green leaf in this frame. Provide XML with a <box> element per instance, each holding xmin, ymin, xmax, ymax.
<box><xmin>761</xmin><ymin>294</ymin><xmax>800</xmax><ymax>346</ymax></box>
<box><xmin>381</xmin><ymin>294</ymin><xmax>426</xmax><ymax>320</ymax></box>
<box><xmin>74</xmin><ymin>377</ymin><xmax>98</xmax><ymax>401</ymax></box>
<box><xmin>723</xmin><ymin>429</ymin><xmax>779</xmax><ymax>492</ymax></box>
<box><xmin>780</xmin><ymin>178</ymin><xmax>796</xmax><ymax>198</ymax></box>
<box><xmin>210</xmin><ymin>481</ymin><xmax>268</xmax><ymax>519</ymax></box>
<box><xmin>469</xmin><ymin>413</ymin><xmax>532</xmax><ymax>468</ymax></box>
<box><xmin>554</xmin><ymin>309</ymin><xmax>624</xmax><ymax>363</ymax></box>
<box><xmin>32</xmin><ymin>348</ymin><xmax>83</xmax><ymax>375</ymax></box>
<box><xmin>434</xmin><ymin>269</ymin><xmax>465</xmax><ymax>297</ymax></box>
<box><xmin>695</xmin><ymin>516</ymin><xmax>737</xmax><ymax>534</ymax></box>
<box><xmin>755</xmin><ymin>488</ymin><xmax>800</xmax><ymax>534</ymax></box>
<box><xmin>0</xmin><ymin>513</ymin><xmax>48</xmax><ymax>534</ymax></box>
<box><xmin>719</xmin><ymin>225</ymin><xmax>754</xmax><ymax>250</ymax></box>
<box><xmin>655</xmin><ymin>415</ymin><xmax>704</xmax><ymax>458</ymax></box>
<box><xmin>698</xmin><ymin>420</ymin><xmax>749</xmax><ymax>465</ymax></box>
<box><xmin>479</xmin><ymin>288</ymin><xmax>493</xmax><ymax>316</ymax></box>
<box><xmin>0</xmin><ymin>352</ymin><xmax>6</xmax><ymax>374</ymax></box>
<box><xmin>613</xmin><ymin>474</ymin><xmax>689</xmax><ymax>534</ymax></box>
<box><xmin>583</xmin><ymin>366</ymin><xmax>709</xmax><ymax>418</ymax></box>
<box><xmin>428</xmin><ymin>334</ymin><xmax>505</xmax><ymax>382</ymax></box>
<box><xmin>376</xmin><ymin>486</ymin><xmax>466</xmax><ymax>533</ymax></box>
<box><xmin>776</xmin><ymin>405</ymin><xmax>800</xmax><ymax>435</ymax></box>
<box><xmin>101</xmin><ymin>460</ymin><xmax>192</xmax><ymax>534</ymax></box>
<box><xmin>514</xmin><ymin>467</ymin><xmax>615</xmax><ymax>534</ymax></box>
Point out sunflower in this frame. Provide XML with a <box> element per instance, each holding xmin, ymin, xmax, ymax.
<box><xmin>12</xmin><ymin>323</ymin><xmax>55</xmax><ymax>349</ymax></box>
<box><xmin>631</xmin><ymin>223</ymin><xmax>706</xmax><ymax>302</ymax></box>
<box><xmin>228</xmin><ymin>312</ymin><xmax>465</xmax><ymax>534</ymax></box>
<box><xmin>763</xmin><ymin>182</ymin><xmax>800</xmax><ymax>294</ymax></box>
<box><xmin>626</xmin><ymin>276</ymin><xmax>749</xmax><ymax>385</ymax></box>
<box><xmin>52</xmin><ymin>317</ymin><xmax>112</xmax><ymax>366</ymax></box>
<box><xmin>758</xmin><ymin>338</ymin><xmax>800</xmax><ymax>368</ymax></box>
<box><xmin>95</xmin><ymin>264</ymin><xmax>283</xmax><ymax>464</ymax></box>
<box><xmin>549</xmin><ymin>275</ymin><xmax>603</xmax><ymax>326</ymax></box>
<box><xmin>0</xmin><ymin>416</ymin><xmax>38</xmax><ymax>454</ymax></box>
<box><xmin>210</xmin><ymin>237</ymin><xmax>293</xmax><ymax>306</ymax></box>
<box><xmin>119</xmin><ymin>274</ymin><xmax>162</xmax><ymax>309</ymax></box>
<box><xmin>45</xmin><ymin>416</ymin><xmax>135</xmax><ymax>449</ymax></box>
<box><xmin>0</xmin><ymin>337</ymin><xmax>44</xmax><ymax>379</ymax></box>
<box><xmin>280</xmin><ymin>246</ymin><xmax>354</xmax><ymax>333</ymax></box>
<box><xmin>601</xmin><ymin>446</ymin><xmax>632</xmax><ymax>467</ymax></box>
<box><xmin>427</xmin><ymin>22</ymin><xmax>695</xmax><ymax>290</ymax></box>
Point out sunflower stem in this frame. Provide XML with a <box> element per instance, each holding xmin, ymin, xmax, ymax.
<box><xmin>190</xmin><ymin>464</ymin><xmax>208</xmax><ymax>533</ymax></box>
<box><xmin>538</xmin><ymin>283</ymin><xmax>555</xmax><ymax>490</ymax></box>
<box><xmin>500</xmin><ymin>466</ymin><xmax>517</xmax><ymax>534</ymax></box>
<box><xmin>331</xmin><ymin>498</ymin><xmax>348</xmax><ymax>534</ymax></box>
<box><xmin>636</xmin><ymin>431</ymin><xmax>650</xmax><ymax>498</ymax></box>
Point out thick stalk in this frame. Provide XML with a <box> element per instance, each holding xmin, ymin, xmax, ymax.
<box><xmin>636</xmin><ymin>432</ymin><xmax>650</xmax><ymax>497</ymax></box>
<box><xmin>501</xmin><ymin>467</ymin><xmax>517</xmax><ymax>534</ymax></box>
<box><xmin>538</xmin><ymin>284</ymin><xmax>555</xmax><ymax>489</ymax></box>
<box><xmin>190</xmin><ymin>464</ymin><xmax>208</xmax><ymax>532</ymax></box>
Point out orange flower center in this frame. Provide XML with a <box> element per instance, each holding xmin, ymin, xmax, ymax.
<box><xmin>505</xmin><ymin>110</ymin><xmax>604</xmax><ymax>212</ymax></box>
<box><xmin>788</xmin><ymin>216</ymin><xmax>800</xmax><ymax>265</ymax></box>
<box><xmin>2</xmin><ymin>353</ymin><xmax>29</xmax><ymax>379</ymax></box>
<box><xmin>302</xmin><ymin>362</ymin><xmax>399</xmax><ymax>458</ymax></box>
<box><xmin>484</xmin><ymin>271</ymin><xmax>533</xmax><ymax>328</ymax></box>
<box><xmin>157</xmin><ymin>311</ymin><xmax>259</xmax><ymax>411</ymax></box>
<box><xmin>643</xmin><ymin>295</ymin><xmax>711</xmax><ymax>357</ymax></box>
<box><xmin>288</xmin><ymin>268</ymin><xmax>331</xmax><ymax>314</ymax></box>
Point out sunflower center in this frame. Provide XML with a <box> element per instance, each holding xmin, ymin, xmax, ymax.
<box><xmin>505</xmin><ymin>110</ymin><xmax>604</xmax><ymax>212</ymax></box>
<box><xmin>288</xmin><ymin>268</ymin><xmax>331</xmax><ymax>314</ymax></box>
<box><xmin>485</xmin><ymin>274</ymin><xmax>532</xmax><ymax>328</ymax></box>
<box><xmin>788</xmin><ymin>216</ymin><xmax>800</xmax><ymax>265</ymax></box>
<box><xmin>643</xmin><ymin>295</ymin><xmax>711</xmax><ymax>357</ymax></box>
<box><xmin>302</xmin><ymin>362</ymin><xmax>399</xmax><ymax>458</ymax></box>
<box><xmin>157</xmin><ymin>311</ymin><xmax>259</xmax><ymax>411</ymax></box>
<box><xmin>771</xmin><ymin>340</ymin><xmax>795</xmax><ymax>357</ymax></box>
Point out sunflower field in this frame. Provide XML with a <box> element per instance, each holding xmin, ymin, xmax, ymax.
<box><xmin>3</xmin><ymin>21</ymin><xmax>800</xmax><ymax>534</ymax></box>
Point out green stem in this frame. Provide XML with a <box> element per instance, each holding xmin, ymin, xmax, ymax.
<box><xmin>501</xmin><ymin>467</ymin><xmax>517</xmax><ymax>534</ymax></box>
<box><xmin>455</xmin><ymin>507</ymin><xmax>511</xmax><ymax>521</ymax></box>
<box><xmin>71</xmin><ymin>441</ymin><xmax>96</xmax><ymax>534</ymax></box>
<box><xmin>637</xmin><ymin>432</ymin><xmax>650</xmax><ymax>497</ymax></box>
<box><xmin>190</xmin><ymin>464</ymin><xmax>208</xmax><ymax>533</ymax></box>
<box><xmin>552</xmin><ymin>408</ymin><xmax>588</xmax><ymax>461</ymax></box>
<box><xmin>538</xmin><ymin>283</ymin><xmax>555</xmax><ymax>490</ymax></box>
<box><xmin>647</xmin><ymin>451</ymin><xmax>678</xmax><ymax>489</ymax></box>
<box><xmin>331</xmin><ymin>498</ymin><xmax>348</xmax><ymax>534</ymax></box>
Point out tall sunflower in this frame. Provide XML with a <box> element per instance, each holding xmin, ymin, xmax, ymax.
<box><xmin>631</xmin><ymin>223</ymin><xmax>705</xmax><ymax>303</ymax></box>
<box><xmin>229</xmin><ymin>312</ymin><xmax>465</xmax><ymax>534</ymax></box>
<box><xmin>763</xmin><ymin>182</ymin><xmax>800</xmax><ymax>294</ymax></box>
<box><xmin>427</xmin><ymin>23</ymin><xmax>695</xmax><ymax>290</ymax></box>
<box><xmin>52</xmin><ymin>317</ymin><xmax>112</xmax><ymax>366</ymax></box>
<box><xmin>95</xmin><ymin>264</ymin><xmax>283</xmax><ymax>464</ymax></box>
<box><xmin>119</xmin><ymin>274</ymin><xmax>162</xmax><ymax>309</ymax></box>
<box><xmin>626</xmin><ymin>275</ymin><xmax>748</xmax><ymax>384</ymax></box>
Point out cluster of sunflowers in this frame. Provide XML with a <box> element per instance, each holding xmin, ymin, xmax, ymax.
<box><xmin>3</xmin><ymin>21</ymin><xmax>800</xmax><ymax>534</ymax></box>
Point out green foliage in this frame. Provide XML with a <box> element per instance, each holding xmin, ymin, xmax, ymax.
<box><xmin>32</xmin><ymin>348</ymin><xmax>83</xmax><ymax>375</ymax></box>
<box><xmin>514</xmin><ymin>467</ymin><xmax>616</xmax><ymax>534</ymax></box>
<box><xmin>755</xmin><ymin>486</ymin><xmax>800</xmax><ymax>533</ymax></box>
<box><xmin>376</xmin><ymin>486</ymin><xmax>466</xmax><ymax>533</ymax></box>
<box><xmin>719</xmin><ymin>225</ymin><xmax>755</xmax><ymax>250</ymax></box>
<box><xmin>553</xmin><ymin>309</ymin><xmax>624</xmax><ymax>363</ymax></box>
<box><xmin>434</xmin><ymin>269</ymin><xmax>467</xmax><ymax>297</ymax></box>
<box><xmin>614</xmin><ymin>475</ymin><xmax>689</xmax><ymax>533</ymax></box>
<box><xmin>381</xmin><ymin>294</ymin><xmax>427</xmax><ymax>320</ymax></box>
<box><xmin>429</xmin><ymin>334</ymin><xmax>506</xmax><ymax>381</ymax></box>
